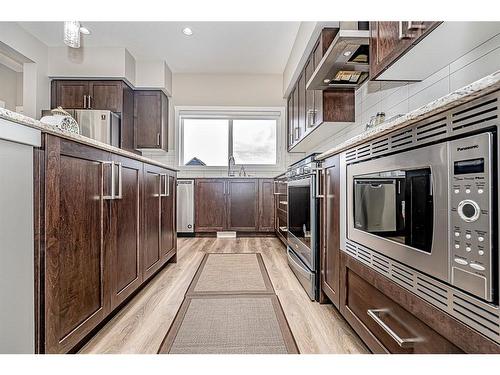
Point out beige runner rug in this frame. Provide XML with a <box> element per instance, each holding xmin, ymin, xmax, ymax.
<box><xmin>158</xmin><ymin>253</ymin><xmax>299</xmax><ymax>354</ymax></box>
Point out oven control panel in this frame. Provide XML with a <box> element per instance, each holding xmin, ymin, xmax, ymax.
<box><xmin>449</xmin><ymin>133</ymin><xmax>494</xmax><ymax>302</ymax></box>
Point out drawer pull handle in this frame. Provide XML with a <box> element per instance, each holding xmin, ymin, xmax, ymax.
<box><xmin>367</xmin><ymin>309</ymin><xmax>421</xmax><ymax>348</ymax></box>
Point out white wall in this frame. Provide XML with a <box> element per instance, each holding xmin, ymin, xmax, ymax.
<box><xmin>301</xmin><ymin>31</ymin><xmax>500</xmax><ymax>155</ymax></box>
<box><xmin>0</xmin><ymin>63</ymin><xmax>19</xmax><ymax>111</ymax></box>
<box><xmin>0</xmin><ymin>22</ymin><xmax>49</xmax><ymax>119</ymax></box>
<box><xmin>135</xmin><ymin>60</ymin><xmax>173</xmax><ymax>95</ymax></box>
<box><xmin>172</xmin><ymin>73</ymin><xmax>285</xmax><ymax>107</ymax></box>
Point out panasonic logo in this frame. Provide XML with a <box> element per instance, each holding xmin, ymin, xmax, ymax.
<box><xmin>457</xmin><ymin>145</ymin><xmax>479</xmax><ymax>151</ymax></box>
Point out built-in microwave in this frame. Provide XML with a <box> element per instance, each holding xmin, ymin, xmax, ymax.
<box><xmin>347</xmin><ymin>131</ymin><xmax>496</xmax><ymax>302</ymax></box>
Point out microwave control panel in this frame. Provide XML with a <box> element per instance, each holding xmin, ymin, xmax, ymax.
<box><xmin>449</xmin><ymin>132</ymin><xmax>494</xmax><ymax>302</ymax></box>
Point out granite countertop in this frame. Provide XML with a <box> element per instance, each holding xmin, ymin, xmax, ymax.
<box><xmin>316</xmin><ymin>70</ymin><xmax>500</xmax><ymax>160</ymax></box>
<box><xmin>0</xmin><ymin>107</ymin><xmax>178</xmax><ymax>172</ymax></box>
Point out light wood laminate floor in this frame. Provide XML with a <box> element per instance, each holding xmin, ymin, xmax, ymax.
<box><xmin>80</xmin><ymin>237</ymin><xmax>369</xmax><ymax>354</ymax></box>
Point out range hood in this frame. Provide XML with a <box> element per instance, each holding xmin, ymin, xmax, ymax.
<box><xmin>307</xmin><ymin>23</ymin><xmax>370</xmax><ymax>90</ymax></box>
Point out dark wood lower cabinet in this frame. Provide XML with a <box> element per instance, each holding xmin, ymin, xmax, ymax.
<box><xmin>195</xmin><ymin>179</ymin><xmax>227</xmax><ymax>232</ymax></box>
<box><xmin>321</xmin><ymin>155</ymin><xmax>340</xmax><ymax>308</ymax></box>
<box><xmin>37</xmin><ymin>134</ymin><xmax>176</xmax><ymax>353</ymax></box>
<box><xmin>339</xmin><ymin>252</ymin><xmax>500</xmax><ymax>353</ymax></box>
<box><xmin>43</xmin><ymin>135</ymin><xmax>110</xmax><ymax>353</ymax></box>
<box><xmin>108</xmin><ymin>155</ymin><xmax>142</xmax><ymax>310</ymax></box>
<box><xmin>227</xmin><ymin>179</ymin><xmax>259</xmax><ymax>231</ymax></box>
<box><xmin>258</xmin><ymin>179</ymin><xmax>275</xmax><ymax>232</ymax></box>
<box><xmin>194</xmin><ymin>178</ymin><xmax>275</xmax><ymax>233</ymax></box>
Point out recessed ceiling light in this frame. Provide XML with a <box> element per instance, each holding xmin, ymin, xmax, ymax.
<box><xmin>79</xmin><ymin>26</ymin><xmax>91</xmax><ymax>35</ymax></box>
<box><xmin>182</xmin><ymin>27</ymin><xmax>193</xmax><ymax>36</ymax></box>
<box><xmin>343</xmin><ymin>51</ymin><xmax>352</xmax><ymax>57</ymax></box>
<box><xmin>323</xmin><ymin>79</ymin><xmax>331</xmax><ymax>84</ymax></box>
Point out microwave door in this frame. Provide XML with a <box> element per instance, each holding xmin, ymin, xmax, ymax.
<box><xmin>355</xmin><ymin>180</ymin><xmax>397</xmax><ymax>233</ymax></box>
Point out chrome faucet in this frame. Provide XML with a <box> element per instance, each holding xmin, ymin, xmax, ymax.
<box><xmin>228</xmin><ymin>155</ymin><xmax>236</xmax><ymax>176</ymax></box>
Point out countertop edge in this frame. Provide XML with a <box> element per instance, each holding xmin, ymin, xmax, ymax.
<box><xmin>0</xmin><ymin>109</ymin><xmax>178</xmax><ymax>172</ymax></box>
<box><xmin>316</xmin><ymin>70</ymin><xmax>500</xmax><ymax>161</ymax></box>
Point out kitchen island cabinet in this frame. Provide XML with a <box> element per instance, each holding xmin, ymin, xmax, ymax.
<box><xmin>36</xmin><ymin>133</ymin><xmax>176</xmax><ymax>353</ymax></box>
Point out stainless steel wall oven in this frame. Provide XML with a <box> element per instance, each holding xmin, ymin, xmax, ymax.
<box><xmin>341</xmin><ymin>91</ymin><xmax>500</xmax><ymax>344</ymax></box>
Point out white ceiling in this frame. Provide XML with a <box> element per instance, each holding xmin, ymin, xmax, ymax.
<box><xmin>18</xmin><ymin>21</ymin><xmax>301</xmax><ymax>74</ymax></box>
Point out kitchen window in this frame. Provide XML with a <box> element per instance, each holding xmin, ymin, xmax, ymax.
<box><xmin>179</xmin><ymin>110</ymin><xmax>281</xmax><ymax>167</ymax></box>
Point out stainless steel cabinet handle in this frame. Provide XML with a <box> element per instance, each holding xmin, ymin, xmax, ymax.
<box><xmin>83</xmin><ymin>95</ymin><xmax>87</xmax><ymax>109</ymax></box>
<box><xmin>315</xmin><ymin>168</ymin><xmax>325</xmax><ymax>198</ymax></box>
<box><xmin>165</xmin><ymin>175</ymin><xmax>170</xmax><ymax>197</ymax></box>
<box><xmin>88</xmin><ymin>95</ymin><xmax>92</xmax><ymax>109</ymax></box>
<box><xmin>115</xmin><ymin>162</ymin><xmax>123</xmax><ymax>199</ymax></box>
<box><xmin>279</xmin><ymin>226</ymin><xmax>288</xmax><ymax>232</ymax></box>
<box><xmin>159</xmin><ymin>173</ymin><xmax>167</xmax><ymax>197</ymax></box>
<box><xmin>279</xmin><ymin>200</ymin><xmax>288</xmax><ymax>205</ymax></box>
<box><xmin>102</xmin><ymin>161</ymin><xmax>115</xmax><ymax>200</ymax></box>
<box><xmin>367</xmin><ymin>309</ymin><xmax>421</xmax><ymax>348</ymax></box>
<box><xmin>157</xmin><ymin>132</ymin><xmax>161</xmax><ymax>146</ymax></box>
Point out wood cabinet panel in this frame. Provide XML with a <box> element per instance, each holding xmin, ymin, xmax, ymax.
<box><xmin>195</xmin><ymin>179</ymin><xmax>227</xmax><ymax>232</ymax></box>
<box><xmin>108</xmin><ymin>155</ymin><xmax>142</xmax><ymax>309</ymax></box>
<box><xmin>258</xmin><ymin>179</ymin><xmax>275</xmax><ymax>232</ymax></box>
<box><xmin>52</xmin><ymin>80</ymin><xmax>89</xmax><ymax>109</ymax></box>
<box><xmin>370</xmin><ymin>21</ymin><xmax>441</xmax><ymax>80</ymax></box>
<box><xmin>142</xmin><ymin>165</ymin><xmax>162</xmax><ymax>279</ymax></box>
<box><xmin>227</xmin><ymin>179</ymin><xmax>259</xmax><ymax>231</ymax></box>
<box><xmin>88</xmin><ymin>81</ymin><xmax>124</xmax><ymax>112</ymax></box>
<box><xmin>298</xmin><ymin>72</ymin><xmax>306</xmax><ymax>137</ymax></box>
<box><xmin>161</xmin><ymin>173</ymin><xmax>177</xmax><ymax>261</ymax></box>
<box><xmin>43</xmin><ymin>135</ymin><xmax>109</xmax><ymax>353</ymax></box>
<box><xmin>304</xmin><ymin>57</ymin><xmax>315</xmax><ymax>130</ymax></box>
<box><xmin>339</xmin><ymin>252</ymin><xmax>500</xmax><ymax>353</ymax></box>
<box><xmin>134</xmin><ymin>90</ymin><xmax>168</xmax><ymax>151</ymax></box>
<box><xmin>321</xmin><ymin>155</ymin><xmax>340</xmax><ymax>307</ymax></box>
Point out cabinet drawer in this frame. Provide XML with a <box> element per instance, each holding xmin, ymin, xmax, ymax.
<box><xmin>345</xmin><ymin>266</ymin><xmax>462</xmax><ymax>354</ymax></box>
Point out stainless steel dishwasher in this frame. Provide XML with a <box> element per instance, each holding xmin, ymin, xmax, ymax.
<box><xmin>176</xmin><ymin>179</ymin><xmax>194</xmax><ymax>236</ymax></box>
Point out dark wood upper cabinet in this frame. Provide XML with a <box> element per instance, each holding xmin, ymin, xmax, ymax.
<box><xmin>370</xmin><ymin>21</ymin><xmax>441</xmax><ymax>80</ymax></box>
<box><xmin>134</xmin><ymin>90</ymin><xmax>169</xmax><ymax>151</ymax></box>
<box><xmin>297</xmin><ymin>72</ymin><xmax>306</xmax><ymax>137</ymax></box>
<box><xmin>258</xmin><ymin>179</ymin><xmax>275</xmax><ymax>232</ymax></box>
<box><xmin>42</xmin><ymin>135</ymin><xmax>110</xmax><ymax>353</ymax></box>
<box><xmin>107</xmin><ymin>154</ymin><xmax>142</xmax><ymax>310</ymax></box>
<box><xmin>227</xmin><ymin>179</ymin><xmax>259</xmax><ymax>232</ymax></box>
<box><xmin>304</xmin><ymin>57</ymin><xmax>315</xmax><ymax>130</ymax></box>
<box><xmin>52</xmin><ymin>80</ymin><xmax>89</xmax><ymax>109</ymax></box>
<box><xmin>50</xmin><ymin>80</ymin><xmax>136</xmax><ymax>153</ymax></box>
<box><xmin>287</xmin><ymin>28</ymin><xmax>355</xmax><ymax>151</ymax></box>
<box><xmin>88</xmin><ymin>81</ymin><xmax>124</xmax><ymax>112</ymax></box>
<box><xmin>195</xmin><ymin>179</ymin><xmax>227</xmax><ymax>232</ymax></box>
<box><xmin>321</xmin><ymin>155</ymin><xmax>340</xmax><ymax>308</ymax></box>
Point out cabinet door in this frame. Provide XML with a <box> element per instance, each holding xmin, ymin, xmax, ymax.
<box><xmin>142</xmin><ymin>164</ymin><xmax>162</xmax><ymax>280</ymax></box>
<box><xmin>195</xmin><ymin>179</ymin><xmax>226</xmax><ymax>232</ymax></box>
<box><xmin>258</xmin><ymin>179</ymin><xmax>275</xmax><ymax>232</ymax></box>
<box><xmin>88</xmin><ymin>81</ymin><xmax>124</xmax><ymax>112</ymax></box>
<box><xmin>312</xmin><ymin>43</ymin><xmax>324</xmax><ymax>127</ymax></box>
<box><xmin>52</xmin><ymin>80</ymin><xmax>89</xmax><ymax>109</ymax></box>
<box><xmin>108</xmin><ymin>155</ymin><xmax>142</xmax><ymax>310</ymax></box>
<box><xmin>160</xmin><ymin>172</ymin><xmax>176</xmax><ymax>262</ymax></box>
<box><xmin>304</xmin><ymin>57</ymin><xmax>315</xmax><ymax>130</ymax></box>
<box><xmin>43</xmin><ymin>136</ymin><xmax>109</xmax><ymax>353</ymax></box>
<box><xmin>227</xmin><ymin>179</ymin><xmax>259</xmax><ymax>231</ymax></box>
<box><xmin>298</xmin><ymin>72</ymin><xmax>306</xmax><ymax>138</ymax></box>
<box><xmin>287</xmin><ymin>95</ymin><xmax>294</xmax><ymax>148</ymax></box>
<box><xmin>292</xmin><ymin>86</ymin><xmax>299</xmax><ymax>142</ymax></box>
<box><xmin>370</xmin><ymin>21</ymin><xmax>440</xmax><ymax>80</ymax></box>
<box><xmin>134</xmin><ymin>91</ymin><xmax>161</xmax><ymax>149</ymax></box>
<box><xmin>322</xmin><ymin>155</ymin><xmax>340</xmax><ymax>307</ymax></box>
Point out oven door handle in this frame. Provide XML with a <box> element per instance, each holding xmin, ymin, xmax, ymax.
<box><xmin>314</xmin><ymin>168</ymin><xmax>324</xmax><ymax>198</ymax></box>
